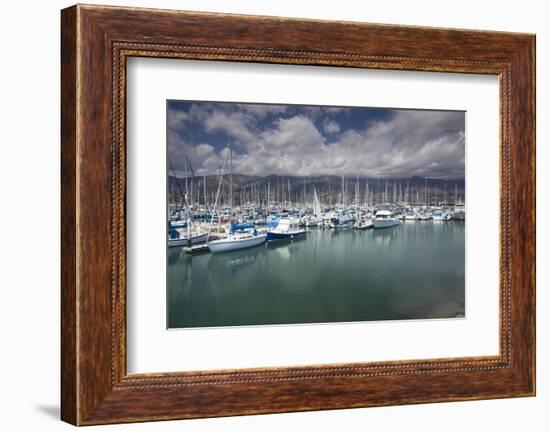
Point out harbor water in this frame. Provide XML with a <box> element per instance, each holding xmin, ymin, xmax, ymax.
<box><xmin>167</xmin><ymin>221</ymin><xmax>465</xmax><ymax>329</ymax></box>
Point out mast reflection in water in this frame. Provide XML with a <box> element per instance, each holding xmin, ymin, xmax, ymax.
<box><xmin>167</xmin><ymin>222</ymin><xmax>465</xmax><ymax>329</ymax></box>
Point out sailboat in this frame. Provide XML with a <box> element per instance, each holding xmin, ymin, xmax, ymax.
<box><xmin>452</xmin><ymin>185</ymin><xmax>466</xmax><ymax>220</ymax></box>
<box><xmin>453</xmin><ymin>204</ymin><xmax>466</xmax><ymax>220</ymax></box>
<box><xmin>306</xmin><ymin>186</ymin><xmax>323</xmax><ymax>227</ymax></box>
<box><xmin>168</xmin><ymin>215</ymin><xmax>208</xmax><ymax>247</ymax></box>
<box><xmin>167</xmin><ymin>159</ymin><xmax>207</xmax><ymax>248</ymax></box>
<box><xmin>207</xmin><ymin>224</ymin><xmax>266</xmax><ymax>253</ymax></box>
<box><xmin>168</xmin><ymin>230</ymin><xmax>208</xmax><ymax>247</ymax></box>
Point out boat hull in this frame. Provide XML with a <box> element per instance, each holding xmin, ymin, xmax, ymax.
<box><xmin>207</xmin><ymin>234</ymin><xmax>266</xmax><ymax>253</ymax></box>
<box><xmin>453</xmin><ymin>210</ymin><xmax>465</xmax><ymax>221</ymax></box>
<box><xmin>306</xmin><ymin>219</ymin><xmax>322</xmax><ymax>227</ymax></box>
<box><xmin>266</xmin><ymin>230</ymin><xmax>306</xmax><ymax>241</ymax></box>
<box><xmin>168</xmin><ymin>232</ymin><xmax>208</xmax><ymax>247</ymax></box>
<box><xmin>169</xmin><ymin>220</ymin><xmax>187</xmax><ymax>228</ymax></box>
<box><xmin>330</xmin><ymin>222</ymin><xmax>353</xmax><ymax>229</ymax></box>
<box><xmin>373</xmin><ymin>219</ymin><xmax>399</xmax><ymax>229</ymax></box>
<box><xmin>353</xmin><ymin>221</ymin><xmax>373</xmax><ymax>230</ymax></box>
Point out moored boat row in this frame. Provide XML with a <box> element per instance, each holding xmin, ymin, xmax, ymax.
<box><xmin>168</xmin><ymin>154</ymin><xmax>465</xmax><ymax>254</ymax></box>
<box><xmin>169</xmin><ymin>203</ymin><xmax>468</xmax><ymax>254</ymax></box>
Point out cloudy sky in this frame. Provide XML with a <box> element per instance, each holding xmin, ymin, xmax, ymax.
<box><xmin>167</xmin><ymin>100</ymin><xmax>465</xmax><ymax>179</ymax></box>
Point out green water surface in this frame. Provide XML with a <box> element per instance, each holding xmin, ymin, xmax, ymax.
<box><xmin>167</xmin><ymin>221</ymin><xmax>465</xmax><ymax>328</ymax></box>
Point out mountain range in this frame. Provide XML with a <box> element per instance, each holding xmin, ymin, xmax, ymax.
<box><xmin>169</xmin><ymin>174</ymin><xmax>465</xmax><ymax>205</ymax></box>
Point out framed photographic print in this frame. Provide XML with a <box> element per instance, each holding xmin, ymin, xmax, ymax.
<box><xmin>163</xmin><ymin>101</ymin><xmax>466</xmax><ymax>330</ymax></box>
<box><xmin>61</xmin><ymin>4</ymin><xmax>535</xmax><ymax>425</ymax></box>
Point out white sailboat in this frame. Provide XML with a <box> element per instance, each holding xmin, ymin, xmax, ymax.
<box><xmin>207</xmin><ymin>229</ymin><xmax>266</xmax><ymax>253</ymax></box>
<box><xmin>306</xmin><ymin>186</ymin><xmax>323</xmax><ymax>227</ymax></box>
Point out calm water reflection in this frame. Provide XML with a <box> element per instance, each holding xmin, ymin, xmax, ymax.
<box><xmin>167</xmin><ymin>222</ymin><xmax>465</xmax><ymax>328</ymax></box>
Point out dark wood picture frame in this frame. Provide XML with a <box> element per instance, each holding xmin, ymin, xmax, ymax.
<box><xmin>61</xmin><ymin>4</ymin><xmax>535</xmax><ymax>425</ymax></box>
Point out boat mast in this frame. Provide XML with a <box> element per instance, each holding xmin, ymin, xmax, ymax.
<box><xmin>425</xmin><ymin>177</ymin><xmax>428</xmax><ymax>206</ymax></box>
<box><xmin>229</xmin><ymin>140</ymin><xmax>233</xmax><ymax>210</ymax></box>
<box><xmin>455</xmin><ymin>184</ymin><xmax>458</xmax><ymax>206</ymax></box>
<box><xmin>355</xmin><ymin>175</ymin><xmax>359</xmax><ymax>206</ymax></box>
<box><xmin>184</xmin><ymin>159</ymin><xmax>188</xmax><ymax>206</ymax></box>
<box><xmin>341</xmin><ymin>174</ymin><xmax>345</xmax><ymax>206</ymax></box>
<box><xmin>191</xmin><ymin>168</ymin><xmax>195</xmax><ymax>207</ymax></box>
<box><xmin>282</xmin><ymin>176</ymin><xmax>284</xmax><ymax>206</ymax></box>
<box><xmin>168</xmin><ymin>158</ymin><xmax>188</xmax><ymax>220</ymax></box>
<box><xmin>203</xmin><ymin>174</ymin><xmax>207</xmax><ymax>206</ymax></box>
<box><xmin>207</xmin><ymin>153</ymin><xmax>228</xmax><ymax>242</ymax></box>
<box><xmin>399</xmin><ymin>182</ymin><xmax>402</xmax><ymax>204</ymax></box>
<box><xmin>288</xmin><ymin>179</ymin><xmax>291</xmax><ymax>206</ymax></box>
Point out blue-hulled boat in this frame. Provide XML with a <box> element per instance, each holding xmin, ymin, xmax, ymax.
<box><xmin>266</xmin><ymin>218</ymin><xmax>306</xmax><ymax>241</ymax></box>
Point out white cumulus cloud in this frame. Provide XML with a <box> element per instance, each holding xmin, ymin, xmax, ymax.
<box><xmin>167</xmin><ymin>102</ymin><xmax>465</xmax><ymax>179</ymax></box>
